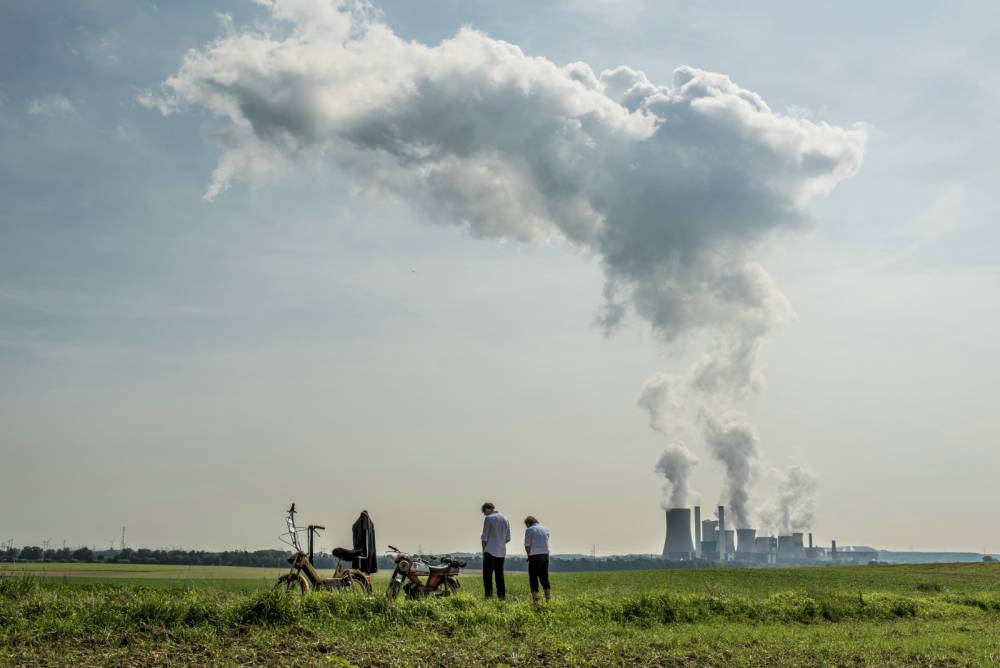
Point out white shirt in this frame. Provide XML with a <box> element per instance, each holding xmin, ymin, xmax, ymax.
<box><xmin>481</xmin><ymin>511</ymin><xmax>511</xmax><ymax>557</ymax></box>
<box><xmin>524</xmin><ymin>524</ymin><xmax>550</xmax><ymax>556</ymax></box>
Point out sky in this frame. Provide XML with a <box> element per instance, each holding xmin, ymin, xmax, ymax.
<box><xmin>1</xmin><ymin>0</ymin><xmax>998</xmax><ymax>556</ymax></box>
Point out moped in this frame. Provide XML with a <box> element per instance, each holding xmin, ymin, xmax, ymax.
<box><xmin>385</xmin><ymin>545</ymin><xmax>464</xmax><ymax>599</ymax></box>
<box><xmin>275</xmin><ymin>504</ymin><xmax>371</xmax><ymax>594</ymax></box>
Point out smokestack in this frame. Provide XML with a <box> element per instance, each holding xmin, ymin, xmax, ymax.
<box><xmin>832</xmin><ymin>539</ymin><xmax>837</xmax><ymax>558</ymax></box>
<box><xmin>694</xmin><ymin>506</ymin><xmax>702</xmax><ymax>558</ymax></box>
<box><xmin>718</xmin><ymin>505</ymin><xmax>726</xmax><ymax>560</ymax></box>
<box><xmin>808</xmin><ymin>533</ymin><xmax>813</xmax><ymax>549</ymax></box>
<box><xmin>663</xmin><ymin>508</ymin><xmax>695</xmax><ymax>560</ymax></box>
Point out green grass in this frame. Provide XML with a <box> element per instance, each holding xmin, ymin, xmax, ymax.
<box><xmin>2</xmin><ymin>562</ymin><xmax>284</xmax><ymax>591</ymax></box>
<box><xmin>3</xmin><ymin>562</ymin><xmax>1000</xmax><ymax>666</ymax></box>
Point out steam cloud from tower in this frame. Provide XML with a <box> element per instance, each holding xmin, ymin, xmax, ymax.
<box><xmin>147</xmin><ymin>0</ymin><xmax>864</xmax><ymax>522</ymax></box>
<box><xmin>655</xmin><ymin>444</ymin><xmax>699</xmax><ymax>510</ymax></box>
<box><xmin>702</xmin><ymin>415</ymin><xmax>758</xmax><ymax>529</ymax></box>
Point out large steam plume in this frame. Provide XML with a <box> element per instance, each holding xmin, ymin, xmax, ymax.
<box><xmin>702</xmin><ymin>414</ymin><xmax>758</xmax><ymax>528</ymax></box>
<box><xmin>776</xmin><ymin>466</ymin><xmax>818</xmax><ymax>533</ymax></box>
<box><xmin>147</xmin><ymin>0</ymin><xmax>865</xmax><ymax>520</ymax></box>
<box><xmin>654</xmin><ymin>444</ymin><xmax>698</xmax><ymax>510</ymax></box>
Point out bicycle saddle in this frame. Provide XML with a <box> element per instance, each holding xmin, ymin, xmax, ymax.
<box><xmin>332</xmin><ymin>547</ymin><xmax>362</xmax><ymax>561</ymax></box>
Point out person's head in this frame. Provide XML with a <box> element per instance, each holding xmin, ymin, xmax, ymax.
<box><xmin>481</xmin><ymin>502</ymin><xmax>495</xmax><ymax>515</ymax></box>
<box><xmin>524</xmin><ymin>515</ymin><xmax>538</xmax><ymax>527</ymax></box>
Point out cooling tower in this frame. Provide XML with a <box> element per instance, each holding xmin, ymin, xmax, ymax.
<box><xmin>778</xmin><ymin>534</ymin><xmax>806</xmax><ymax>559</ymax></box>
<box><xmin>754</xmin><ymin>536</ymin><xmax>775</xmax><ymax>553</ymax></box>
<box><xmin>724</xmin><ymin>529</ymin><xmax>736</xmax><ymax>554</ymax></box>
<box><xmin>663</xmin><ymin>508</ymin><xmax>695</xmax><ymax>559</ymax></box>
<box><xmin>694</xmin><ymin>506</ymin><xmax>702</xmax><ymax>558</ymax></box>
<box><xmin>736</xmin><ymin>528</ymin><xmax>757</xmax><ymax>553</ymax></box>
<box><xmin>718</xmin><ymin>506</ymin><xmax>726</xmax><ymax>559</ymax></box>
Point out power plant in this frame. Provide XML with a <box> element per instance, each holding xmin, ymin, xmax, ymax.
<box><xmin>660</xmin><ymin>505</ymin><xmax>874</xmax><ymax>565</ymax></box>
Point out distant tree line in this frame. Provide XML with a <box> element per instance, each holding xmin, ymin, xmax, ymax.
<box><xmin>3</xmin><ymin>546</ymin><xmax>100</xmax><ymax>563</ymax></box>
<box><xmin>3</xmin><ymin>544</ymin><xmax>719</xmax><ymax>572</ymax></box>
<box><xmin>444</xmin><ymin>554</ymin><xmax>720</xmax><ymax>572</ymax></box>
<box><xmin>2</xmin><ymin>546</ymin><xmax>299</xmax><ymax>568</ymax></box>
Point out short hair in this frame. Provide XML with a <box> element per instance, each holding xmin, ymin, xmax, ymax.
<box><xmin>481</xmin><ymin>502</ymin><xmax>495</xmax><ymax>513</ymax></box>
<box><xmin>524</xmin><ymin>515</ymin><xmax>538</xmax><ymax>526</ymax></box>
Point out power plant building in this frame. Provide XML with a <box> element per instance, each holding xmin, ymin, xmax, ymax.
<box><xmin>658</xmin><ymin>503</ymin><xmax>844</xmax><ymax>566</ymax></box>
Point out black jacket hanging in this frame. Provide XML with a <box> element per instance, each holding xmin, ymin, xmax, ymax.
<box><xmin>351</xmin><ymin>510</ymin><xmax>378</xmax><ymax>574</ymax></box>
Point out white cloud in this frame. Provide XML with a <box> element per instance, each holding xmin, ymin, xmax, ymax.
<box><xmin>147</xmin><ymin>0</ymin><xmax>867</xmax><ymax>518</ymax></box>
<box><xmin>26</xmin><ymin>94</ymin><xmax>76</xmax><ymax>117</ymax></box>
<box><xmin>148</xmin><ymin>1</ymin><xmax>864</xmax><ymax>344</ymax></box>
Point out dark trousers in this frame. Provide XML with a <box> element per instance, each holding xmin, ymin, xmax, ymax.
<box><xmin>482</xmin><ymin>552</ymin><xmax>506</xmax><ymax>599</ymax></box>
<box><xmin>528</xmin><ymin>554</ymin><xmax>550</xmax><ymax>593</ymax></box>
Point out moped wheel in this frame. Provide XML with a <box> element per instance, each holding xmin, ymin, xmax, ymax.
<box><xmin>403</xmin><ymin>583</ymin><xmax>418</xmax><ymax>600</ymax></box>
<box><xmin>348</xmin><ymin>574</ymin><xmax>371</xmax><ymax>594</ymax></box>
<box><xmin>386</xmin><ymin>579</ymin><xmax>402</xmax><ymax>600</ymax></box>
<box><xmin>275</xmin><ymin>573</ymin><xmax>310</xmax><ymax>595</ymax></box>
<box><xmin>444</xmin><ymin>576</ymin><xmax>461</xmax><ymax>595</ymax></box>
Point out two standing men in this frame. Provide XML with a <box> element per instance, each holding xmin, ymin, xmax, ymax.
<box><xmin>480</xmin><ymin>502</ymin><xmax>552</xmax><ymax>602</ymax></box>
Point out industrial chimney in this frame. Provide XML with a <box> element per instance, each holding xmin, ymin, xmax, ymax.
<box><xmin>694</xmin><ymin>506</ymin><xmax>702</xmax><ymax>558</ymax></box>
<box><xmin>662</xmin><ymin>508</ymin><xmax>695</xmax><ymax>560</ymax></box>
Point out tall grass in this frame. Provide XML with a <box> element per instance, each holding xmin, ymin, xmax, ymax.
<box><xmin>3</xmin><ymin>567</ymin><xmax>1000</xmax><ymax>666</ymax></box>
<box><xmin>2</xmin><ymin>576</ymin><xmax>999</xmax><ymax>641</ymax></box>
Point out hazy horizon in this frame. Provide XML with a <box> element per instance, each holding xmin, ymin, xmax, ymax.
<box><xmin>2</xmin><ymin>1</ymin><xmax>998</xmax><ymax>557</ymax></box>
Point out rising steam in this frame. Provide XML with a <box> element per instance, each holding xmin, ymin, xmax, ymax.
<box><xmin>655</xmin><ymin>444</ymin><xmax>699</xmax><ymax>510</ymax></box>
<box><xmin>777</xmin><ymin>466</ymin><xmax>818</xmax><ymax>533</ymax></box>
<box><xmin>147</xmin><ymin>0</ymin><xmax>865</xmax><ymax>526</ymax></box>
<box><xmin>702</xmin><ymin>414</ymin><xmax>758</xmax><ymax>529</ymax></box>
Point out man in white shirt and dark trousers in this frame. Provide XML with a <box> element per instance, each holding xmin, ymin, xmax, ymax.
<box><xmin>523</xmin><ymin>515</ymin><xmax>551</xmax><ymax>604</ymax></box>
<box><xmin>480</xmin><ymin>502</ymin><xmax>511</xmax><ymax>599</ymax></box>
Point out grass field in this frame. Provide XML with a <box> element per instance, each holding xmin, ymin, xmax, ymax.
<box><xmin>3</xmin><ymin>562</ymin><xmax>1000</xmax><ymax>666</ymax></box>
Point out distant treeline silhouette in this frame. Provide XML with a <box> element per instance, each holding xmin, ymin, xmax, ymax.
<box><xmin>3</xmin><ymin>545</ymin><xmax>717</xmax><ymax>572</ymax></box>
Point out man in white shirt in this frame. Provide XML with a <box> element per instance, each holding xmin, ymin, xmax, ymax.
<box><xmin>523</xmin><ymin>515</ymin><xmax>551</xmax><ymax>603</ymax></box>
<box><xmin>480</xmin><ymin>502</ymin><xmax>511</xmax><ymax>599</ymax></box>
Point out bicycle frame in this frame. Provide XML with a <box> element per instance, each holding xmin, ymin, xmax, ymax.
<box><xmin>278</xmin><ymin>503</ymin><xmax>372</xmax><ymax>593</ymax></box>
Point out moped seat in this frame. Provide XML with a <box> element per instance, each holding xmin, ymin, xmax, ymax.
<box><xmin>332</xmin><ymin>547</ymin><xmax>362</xmax><ymax>562</ymax></box>
<box><xmin>428</xmin><ymin>563</ymin><xmax>454</xmax><ymax>574</ymax></box>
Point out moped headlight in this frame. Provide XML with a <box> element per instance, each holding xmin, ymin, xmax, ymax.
<box><xmin>398</xmin><ymin>559</ymin><xmax>411</xmax><ymax>573</ymax></box>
